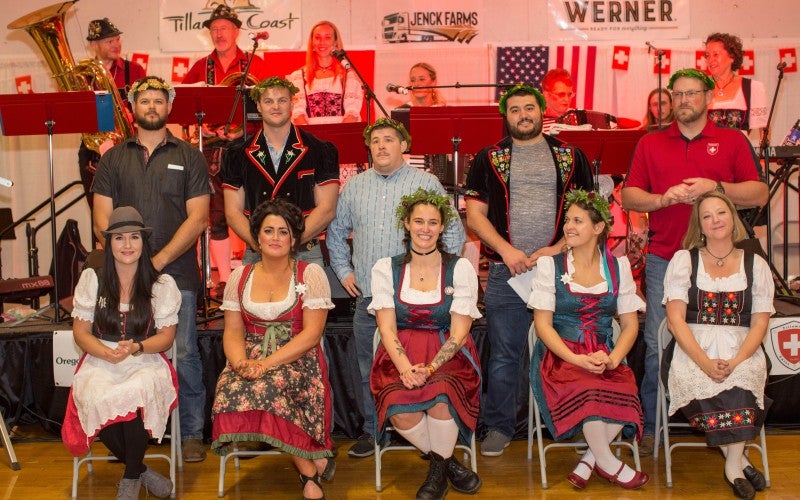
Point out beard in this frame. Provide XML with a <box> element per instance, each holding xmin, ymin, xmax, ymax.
<box><xmin>135</xmin><ymin>112</ymin><xmax>167</xmax><ymax>131</ymax></box>
<box><xmin>507</xmin><ymin>117</ymin><xmax>543</xmax><ymax>141</ymax></box>
<box><xmin>675</xmin><ymin>105</ymin><xmax>705</xmax><ymax>126</ymax></box>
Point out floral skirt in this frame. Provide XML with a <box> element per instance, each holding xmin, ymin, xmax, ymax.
<box><xmin>211</xmin><ymin>330</ymin><xmax>333</xmax><ymax>459</ymax></box>
<box><xmin>370</xmin><ymin>328</ymin><xmax>481</xmax><ymax>445</ymax></box>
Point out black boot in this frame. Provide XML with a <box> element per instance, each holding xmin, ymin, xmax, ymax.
<box><xmin>416</xmin><ymin>451</ymin><xmax>448</xmax><ymax>500</ymax></box>
<box><xmin>445</xmin><ymin>454</ymin><xmax>482</xmax><ymax>494</ymax></box>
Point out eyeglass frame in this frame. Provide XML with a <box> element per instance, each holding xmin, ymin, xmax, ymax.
<box><xmin>546</xmin><ymin>90</ymin><xmax>576</xmax><ymax>99</ymax></box>
<box><xmin>671</xmin><ymin>89</ymin><xmax>710</xmax><ymax>100</ymax></box>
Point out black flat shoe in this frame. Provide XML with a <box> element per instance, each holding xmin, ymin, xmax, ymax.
<box><xmin>320</xmin><ymin>457</ymin><xmax>336</xmax><ymax>482</ymax></box>
<box><xmin>300</xmin><ymin>472</ymin><xmax>325</xmax><ymax>500</ymax></box>
<box><xmin>724</xmin><ymin>473</ymin><xmax>755</xmax><ymax>499</ymax></box>
<box><xmin>743</xmin><ymin>465</ymin><xmax>766</xmax><ymax>491</ymax></box>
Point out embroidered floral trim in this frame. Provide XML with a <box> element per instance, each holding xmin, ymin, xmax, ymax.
<box><xmin>698</xmin><ymin>290</ymin><xmax>742</xmax><ymax>325</ymax></box>
<box><xmin>553</xmin><ymin>147</ymin><xmax>574</xmax><ymax>184</ymax></box>
<box><xmin>560</xmin><ymin>272</ymin><xmax>573</xmax><ymax>285</ymax></box>
<box><xmin>294</xmin><ymin>283</ymin><xmax>308</xmax><ymax>297</ymax></box>
<box><xmin>489</xmin><ymin>148</ymin><xmax>511</xmax><ymax>183</ymax></box>
<box><xmin>284</xmin><ymin>150</ymin><xmax>296</xmax><ymax>162</ymax></box>
<box><xmin>256</xmin><ymin>150</ymin><xmax>267</xmax><ymax>163</ymax></box>
<box><xmin>690</xmin><ymin>408</ymin><xmax>755</xmax><ymax>432</ymax></box>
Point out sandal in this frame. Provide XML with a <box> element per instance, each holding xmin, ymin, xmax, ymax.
<box><xmin>299</xmin><ymin>472</ymin><xmax>325</xmax><ymax>500</ymax></box>
<box><xmin>319</xmin><ymin>457</ymin><xmax>336</xmax><ymax>482</ymax></box>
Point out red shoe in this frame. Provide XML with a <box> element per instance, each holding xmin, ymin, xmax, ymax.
<box><xmin>595</xmin><ymin>461</ymin><xmax>649</xmax><ymax>489</ymax></box>
<box><xmin>567</xmin><ymin>460</ymin><xmax>594</xmax><ymax>489</ymax></box>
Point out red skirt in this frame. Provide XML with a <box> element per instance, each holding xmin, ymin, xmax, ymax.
<box><xmin>370</xmin><ymin>328</ymin><xmax>481</xmax><ymax>441</ymax></box>
<box><xmin>540</xmin><ymin>338</ymin><xmax>643</xmax><ymax>440</ymax></box>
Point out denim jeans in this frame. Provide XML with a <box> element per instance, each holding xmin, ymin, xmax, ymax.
<box><xmin>352</xmin><ymin>296</ymin><xmax>377</xmax><ymax>436</ymax></box>
<box><xmin>176</xmin><ymin>289</ymin><xmax>206</xmax><ymax>440</ymax></box>
<box><xmin>482</xmin><ymin>263</ymin><xmax>533</xmax><ymax>438</ymax></box>
<box><xmin>641</xmin><ymin>253</ymin><xmax>669</xmax><ymax>436</ymax></box>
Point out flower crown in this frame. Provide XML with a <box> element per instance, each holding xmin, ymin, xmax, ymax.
<box><xmin>395</xmin><ymin>188</ymin><xmax>456</xmax><ymax>230</ymax></box>
<box><xmin>250</xmin><ymin>76</ymin><xmax>300</xmax><ymax>102</ymax></box>
<box><xmin>564</xmin><ymin>189</ymin><xmax>612</xmax><ymax>226</ymax></box>
<box><xmin>667</xmin><ymin>68</ymin><xmax>715</xmax><ymax>91</ymax></box>
<box><xmin>498</xmin><ymin>83</ymin><xmax>546</xmax><ymax>114</ymax></box>
<box><xmin>128</xmin><ymin>77</ymin><xmax>176</xmax><ymax>104</ymax></box>
<box><xmin>363</xmin><ymin>117</ymin><xmax>412</xmax><ymax>150</ymax></box>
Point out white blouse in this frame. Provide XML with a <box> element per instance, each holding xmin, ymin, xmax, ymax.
<box><xmin>367</xmin><ymin>257</ymin><xmax>482</xmax><ymax>320</ymax></box>
<box><xmin>71</xmin><ymin>268</ymin><xmax>181</xmax><ymax>330</ymax></box>
<box><xmin>708</xmin><ymin>78</ymin><xmax>768</xmax><ymax>130</ymax></box>
<box><xmin>221</xmin><ymin>262</ymin><xmax>334</xmax><ymax>320</ymax></box>
<box><xmin>528</xmin><ymin>252</ymin><xmax>645</xmax><ymax>315</ymax></box>
<box><xmin>287</xmin><ymin>69</ymin><xmax>364</xmax><ymax>124</ymax></box>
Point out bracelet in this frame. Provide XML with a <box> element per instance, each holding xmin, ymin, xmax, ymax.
<box><xmin>425</xmin><ymin>365</ymin><xmax>435</xmax><ymax>376</ymax></box>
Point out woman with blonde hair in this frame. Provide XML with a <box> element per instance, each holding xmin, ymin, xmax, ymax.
<box><xmin>288</xmin><ymin>20</ymin><xmax>364</xmax><ymax>124</ymax></box>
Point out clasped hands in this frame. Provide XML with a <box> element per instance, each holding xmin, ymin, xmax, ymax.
<box><xmin>574</xmin><ymin>351</ymin><xmax>619</xmax><ymax>374</ymax></box>
<box><xmin>701</xmin><ymin>358</ymin><xmax>735</xmax><ymax>383</ymax></box>
<box><xmin>234</xmin><ymin>359</ymin><xmax>268</xmax><ymax>380</ymax></box>
<box><xmin>660</xmin><ymin>177</ymin><xmax>716</xmax><ymax>207</ymax></box>
<box><xmin>102</xmin><ymin>339</ymin><xmax>135</xmax><ymax>364</ymax></box>
<box><xmin>399</xmin><ymin>363</ymin><xmax>430</xmax><ymax>390</ymax></box>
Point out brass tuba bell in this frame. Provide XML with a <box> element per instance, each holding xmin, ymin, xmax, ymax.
<box><xmin>8</xmin><ymin>1</ymin><xmax>134</xmax><ymax>154</ymax></box>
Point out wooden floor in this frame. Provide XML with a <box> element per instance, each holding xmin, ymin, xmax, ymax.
<box><xmin>1</xmin><ymin>428</ymin><xmax>798</xmax><ymax>499</ymax></box>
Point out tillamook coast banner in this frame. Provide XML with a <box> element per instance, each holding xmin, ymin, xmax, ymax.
<box><xmin>376</xmin><ymin>0</ymin><xmax>484</xmax><ymax>46</ymax></box>
<box><xmin>547</xmin><ymin>0</ymin><xmax>690</xmax><ymax>41</ymax></box>
<box><xmin>159</xmin><ymin>0</ymin><xmax>303</xmax><ymax>52</ymax></box>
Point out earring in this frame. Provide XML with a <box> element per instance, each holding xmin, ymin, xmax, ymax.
<box><xmin>701</xmin><ymin>233</ymin><xmax>706</xmax><ymax>245</ymax></box>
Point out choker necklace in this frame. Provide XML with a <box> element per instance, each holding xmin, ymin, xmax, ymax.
<box><xmin>704</xmin><ymin>246</ymin><xmax>735</xmax><ymax>267</ymax></box>
<box><xmin>318</xmin><ymin>63</ymin><xmax>333</xmax><ymax>71</ymax></box>
<box><xmin>411</xmin><ymin>247</ymin><xmax>437</xmax><ymax>256</ymax></box>
<box><xmin>714</xmin><ymin>75</ymin><xmax>735</xmax><ymax>96</ymax></box>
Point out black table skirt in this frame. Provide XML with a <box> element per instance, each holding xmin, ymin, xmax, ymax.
<box><xmin>1</xmin><ymin>321</ymin><xmax>798</xmax><ymax>441</ymax></box>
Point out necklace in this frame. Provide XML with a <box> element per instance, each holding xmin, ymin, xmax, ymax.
<box><xmin>411</xmin><ymin>247</ymin><xmax>437</xmax><ymax>256</ymax></box>
<box><xmin>714</xmin><ymin>75</ymin><xmax>735</xmax><ymax>97</ymax></box>
<box><xmin>704</xmin><ymin>246</ymin><xmax>735</xmax><ymax>267</ymax></box>
<box><xmin>318</xmin><ymin>63</ymin><xmax>333</xmax><ymax>71</ymax></box>
<box><xmin>257</xmin><ymin>259</ymin><xmax>293</xmax><ymax>300</ymax></box>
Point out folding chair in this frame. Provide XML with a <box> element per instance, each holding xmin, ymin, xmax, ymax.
<box><xmin>0</xmin><ymin>410</ymin><xmax>20</xmax><ymax>470</ymax></box>
<box><xmin>372</xmin><ymin>328</ymin><xmax>477</xmax><ymax>492</ymax></box>
<box><xmin>527</xmin><ymin>320</ymin><xmax>641</xmax><ymax>489</ymax></box>
<box><xmin>70</xmin><ymin>338</ymin><xmax>182</xmax><ymax>499</ymax></box>
<box><xmin>654</xmin><ymin>318</ymin><xmax>770</xmax><ymax>488</ymax></box>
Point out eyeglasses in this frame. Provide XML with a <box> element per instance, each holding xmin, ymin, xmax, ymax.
<box><xmin>548</xmin><ymin>91</ymin><xmax>575</xmax><ymax>99</ymax></box>
<box><xmin>672</xmin><ymin>90</ymin><xmax>707</xmax><ymax>100</ymax></box>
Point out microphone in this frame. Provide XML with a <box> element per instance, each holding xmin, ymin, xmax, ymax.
<box><xmin>386</xmin><ymin>83</ymin><xmax>409</xmax><ymax>95</ymax></box>
<box><xmin>248</xmin><ymin>31</ymin><xmax>269</xmax><ymax>41</ymax></box>
<box><xmin>777</xmin><ymin>61</ymin><xmax>788</xmax><ymax>71</ymax></box>
<box><xmin>331</xmin><ymin>49</ymin><xmax>351</xmax><ymax>69</ymax></box>
<box><xmin>645</xmin><ymin>41</ymin><xmax>665</xmax><ymax>56</ymax></box>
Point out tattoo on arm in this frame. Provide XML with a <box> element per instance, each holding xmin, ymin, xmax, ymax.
<box><xmin>392</xmin><ymin>338</ymin><xmax>407</xmax><ymax>357</ymax></box>
<box><xmin>431</xmin><ymin>338</ymin><xmax>459</xmax><ymax>371</ymax></box>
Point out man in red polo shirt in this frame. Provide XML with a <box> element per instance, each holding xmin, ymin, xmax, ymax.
<box><xmin>622</xmin><ymin>68</ymin><xmax>768</xmax><ymax>457</ymax></box>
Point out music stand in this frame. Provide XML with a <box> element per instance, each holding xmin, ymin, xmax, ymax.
<box><xmin>298</xmin><ymin>122</ymin><xmax>369</xmax><ymax>164</ymax></box>
<box><xmin>0</xmin><ymin>90</ymin><xmax>110</xmax><ymax>323</ymax></box>
<box><xmin>409</xmin><ymin>106</ymin><xmax>505</xmax><ymax>205</ymax></box>
<box><xmin>557</xmin><ymin>129</ymin><xmax>646</xmax><ymax>186</ymax></box>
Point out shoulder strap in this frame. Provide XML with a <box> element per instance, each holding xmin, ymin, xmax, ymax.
<box><xmin>742</xmin><ymin>77</ymin><xmax>752</xmax><ymax>129</ymax></box>
<box><xmin>124</xmin><ymin>59</ymin><xmax>131</xmax><ymax>85</ymax></box>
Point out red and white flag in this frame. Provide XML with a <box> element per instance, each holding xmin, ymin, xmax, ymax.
<box><xmin>612</xmin><ymin>46</ymin><xmax>630</xmax><ymax>71</ymax></box>
<box><xmin>553</xmin><ymin>45</ymin><xmax>598</xmax><ymax>110</ymax></box>
<box><xmin>653</xmin><ymin>50</ymin><xmax>671</xmax><ymax>74</ymax></box>
<box><xmin>171</xmin><ymin>57</ymin><xmax>190</xmax><ymax>82</ymax></box>
<box><xmin>695</xmin><ymin>50</ymin><xmax>708</xmax><ymax>72</ymax></box>
<box><xmin>131</xmin><ymin>53</ymin><xmax>150</xmax><ymax>73</ymax></box>
<box><xmin>15</xmin><ymin>75</ymin><xmax>33</xmax><ymax>94</ymax></box>
<box><xmin>739</xmin><ymin>50</ymin><xmax>755</xmax><ymax>76</ymax></box>
<box><xmin>778</xmin><ymin>48</ymin><xmax>797</xmax><ymax>73</ymax></box>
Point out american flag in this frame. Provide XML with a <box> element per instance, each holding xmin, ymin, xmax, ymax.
<box><xmin>496</xmin><ymin>45</ymin><xmax>598</xmax><ymax>110</ymax></box>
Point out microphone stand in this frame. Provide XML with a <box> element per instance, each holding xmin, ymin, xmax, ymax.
<box><xmin>646</xmin><ymin>42</ymin><xmax>666</xmax><ymax>129</ymax></box>
<box><xmin>333</xmin><ymin>49</ymin><xmax>389</xmax><ymax>169</ymax></box>
<box><xmin>224</xmin><ymin>36</ymin><xmax>260</xmax><ymax>142</ymax></box>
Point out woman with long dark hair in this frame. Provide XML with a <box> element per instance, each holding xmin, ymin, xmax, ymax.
<box><xmin>62</xmin><ymin>206</ymin><xmax>180</xmax><ymax>500</ymax></box>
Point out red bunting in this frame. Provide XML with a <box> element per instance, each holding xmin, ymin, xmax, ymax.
<box><xmin>612</xmin><ymin>46</ymin><xmax>630</xmax><ymax>71</ymax></box>
<box><xmin>653</xmin><ymin>49</ymin><xmax>671</xmax><ymax>74</ymax></box>
<box><xmin>738</xmin><ymin>50</ymin><xmax>755</xmax><ymax>76</ymax></box>
<box><xmin>171</xmin><ymin>57</ymin><xmax>190</xmax><ymax>82</ymax></box>
<box><xmin>14</xmin><ymin>75</ymin><xmax>32</xmax><ymax>94</ymax></box>
<box><xmin>778</xmin><ymin>48</ymin><xmax>797</xmax><ymax>73</ymax></box>
<box><xmin>695</xmin><ymin>50</ymin><xmax>708</xmax><ymax>72</ymax></box>
<box><xmin>131</xmin><ymin>53</ymin><xmax>150</xmax><ymax>73</ymax></box>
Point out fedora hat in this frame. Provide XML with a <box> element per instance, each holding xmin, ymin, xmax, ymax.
<box><xmin>101</xmin><ymin>206</ymin><xmax>152</xmax><ymax>238</ymax></box>
<box><xmin>202</xmin><ymin>5</ymin><xmax>242</xmax><ymax>29</ymax></box>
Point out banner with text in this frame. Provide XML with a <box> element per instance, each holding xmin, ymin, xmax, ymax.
<box><xmin>159</xmin><ymin>0</ymin><xmax>302</xmax><ymax>53</ymax></box>
<box><xmin>376</xmin><ymin>0</ymin><xmax>484</xmax><ymax>47</ymax></box>
<box><xmin>547</xmin><ymin>0</ymin><xmax>690</xmax><ymax>41</ymax></box>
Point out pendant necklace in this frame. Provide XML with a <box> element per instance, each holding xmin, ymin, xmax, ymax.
<box><xmin>715</xmin><ymin>75</ymin><xmax>735</xmax><ymax>97</ymax></box>
<box><xmin>318</xmin><ymin>62</ymin><xmax>333</xmax><ymax>72</ymax></box>
<box><xmin>705</xmin><ymin>247</ymin><xmax>735</xmax><ymax>267</ymax></box>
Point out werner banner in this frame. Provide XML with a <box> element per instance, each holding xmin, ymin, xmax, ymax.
<box><xmin>159</xmin><ymin>0</ymin><xmax>303</xmax><ymax>52</ymax></box>
<box><xmin>547</xmin><ymin>0</ymin><xmax>690</xmax><ymax>41</ymax></box>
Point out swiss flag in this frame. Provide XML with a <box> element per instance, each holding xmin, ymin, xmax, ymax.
<box><xmin>738</xmin><ymin>50</ymin><xmax>755</xmax><ymax>76</ymax></box>
<box><xmin>131</xmin><ymin>53</ymin><xmax>150</xmax><ymax>73</ymax></box>
<box><xmin>611</xmin><ymin>46</ymin><xmax>630</xmax><ymax>71</ymax></box>
<box><xmin>653</xmin><ymin>49</ymin><xmax>671</xmax><ymax>74</ymax></box>
<box><xmin>171</xmin><ymin>57</ymin><xmax>190</xmax><ymax>82</ymax></box>
<box><xmin>778</xmin><ymin>48</ymin><xmax>797</xmax><ymax>73</ymax></box>
<box><xmin>695</xmin><ymin>50</ymin><xmax>708</xmax><ymax>72</ymax></box>
<box><xmin>15</xmin><ymin>75</ymin><xmax>33</xmax><ymax>94</ymax></box>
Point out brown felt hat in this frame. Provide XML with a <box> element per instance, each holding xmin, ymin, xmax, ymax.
<box><xmin>87</xmin><ymin>18</ymin><xmax>122</xmax><ymax>42</ymax></box>
<box><xmin>101</xmin><ymin>206</ymin><xmax>152</xmax><ymax>238</ymax></box>
<box><xmin>202</xmin><ymin>5</ymin><xmax>242</xmax><ymax>29</ymax></box>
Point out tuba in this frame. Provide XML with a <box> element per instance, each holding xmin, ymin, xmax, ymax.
<box><xmin>8</xmin><ymin>1</ymin><xmax>134</xmax><ymax>154</ymax></box>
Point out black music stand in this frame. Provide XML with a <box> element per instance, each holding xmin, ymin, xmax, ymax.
<box><xmin>298</xmin><ymin>122</ymin><xmax>369</xmax><ymax>164</ymax></box>
<box><xmin>0</xmin><ymin>90</ymin><xmax>110</xmax><ymax>323</ymax></box>
<box><xmin>408</xmin><ymin>106</ymin><xmax>505</xmax><ymax>205</ymax></box>
<box><xmin>557</xmin><ymin>129</ymin><xmax>646</xmax><ymax>186</ymax></box>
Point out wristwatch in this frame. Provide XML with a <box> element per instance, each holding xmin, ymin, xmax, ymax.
<box><xmin>715</xmin><ymin>181</ymin><xmax>725</xmax><ymax>194</ymax></box>
<box><xmin>132</xmin><ymin>340</ymin><xmax>144</xmax><ymax>357</ymax></box>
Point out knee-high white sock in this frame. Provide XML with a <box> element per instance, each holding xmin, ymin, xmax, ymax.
<box><xmin>393</xmin><ymin>416</ymin><xmax>431</xmax><ymax>454</ymax></box>
<box><xmin>584</xmin><ymin>420</ymin><xmax>636</xmax><ymax>482</ymax></box>
<box><xmin>427</xmin><ymin>417</ymin><xmax>459</xmax><ymax>459</ymax></box>
<box><xmin>723</xmin><ymin>442</ymin><xmax>747</xmax><ymax>480</ymax></box>
<box><xmin>209</xmin><ymin>238</ymin><xmax>232</xmax><ymax>282</ymax></box>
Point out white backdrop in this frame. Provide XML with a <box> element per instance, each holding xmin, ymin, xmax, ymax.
<box><xmin>1</xmin><ymin>0</ymin><xmax>799</xmax><ymax>282</ymax></box>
